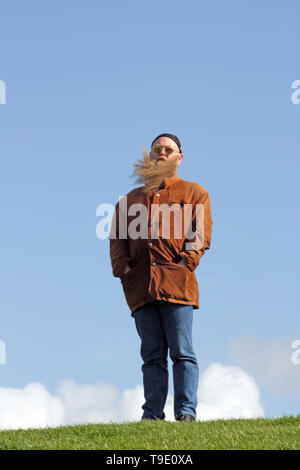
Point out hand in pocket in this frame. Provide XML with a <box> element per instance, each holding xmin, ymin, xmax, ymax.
<box><xmin>124</xmin><ymin>264</ymin><xmax>132</xmax><ymax>275</ymax></box>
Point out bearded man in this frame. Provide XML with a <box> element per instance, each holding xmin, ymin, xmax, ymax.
<box><xmin>109</xmin><ymin>133</ymin><xmax>213</xmax><ymax>422</ymax></box>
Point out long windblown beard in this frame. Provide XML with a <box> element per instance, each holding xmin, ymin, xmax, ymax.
<box><xmin>131</xmin><ymin>148</ymin><xmax>179</xmax><ymax>194</ymax></box>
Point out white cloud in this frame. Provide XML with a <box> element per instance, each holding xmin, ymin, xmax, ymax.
<box><xmin>56</xmin><ymin>380</ymin><xmax>175</xmax><ymax>424</ymax></box>
<box><xmin>229</xmin><ymin>336</ymin><xmax>300</xmax><ymax>397</ymax></box>
<box><xmin>0</xmin><ymin>363</ymin><xmax>264</xmax><ymax>430</ymax></box>
<box><xmin>197</xmin><ymin>363</ymin><xmax>264</xmax><ymax>420</ymax></box>
<box><xmin>0</xmin><ymin>383</ymin><xmax>64</xmax><ymax>430</ymax></box>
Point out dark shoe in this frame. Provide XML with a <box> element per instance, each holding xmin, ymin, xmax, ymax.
<box><xmin>177</xmin><ymin>414</ymin><xmax>196</xmax><ymax>422</ymax></box>
<box><xmin>141</xmin><ymin>415</ymin><xmax>164</xmax><ymax>421</ymax></box>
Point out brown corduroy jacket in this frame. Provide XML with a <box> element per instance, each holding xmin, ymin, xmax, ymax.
<box><xmin>109</xmin><ymin>176</ymin><xmax>213</xmax><ymax>316</ymax></box>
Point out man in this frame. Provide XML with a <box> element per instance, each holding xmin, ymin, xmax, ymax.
<box><xmin>109</xmin><ymin>133</ymin><xmax>213</xmax><ymax>422</ymax></box>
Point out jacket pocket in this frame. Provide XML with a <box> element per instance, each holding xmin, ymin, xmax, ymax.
<box><xmin>171</xmin><ymin>259</ymin><xmax>190</xmax><ymax>272</ymax></box>
<box><xmin>154</xmin><ymin>262</ymin><xmax>196</xmax><ymax>303</ymax></box>
<box><xmin>120</xmin><ymin>264</ymin><xmax>136</xmax><ymax>280</ymax></box>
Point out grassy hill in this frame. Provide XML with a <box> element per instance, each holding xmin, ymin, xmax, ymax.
<box><xmin>0</xmin><ymin>416</ymin><xmax>299</xmax><ymax>450</ymax></box>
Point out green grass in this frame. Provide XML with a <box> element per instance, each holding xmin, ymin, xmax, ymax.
<box><xmin>0</xmin><ymin>416</ymin><xmax>300</xmax><ymax>450</ymax></box>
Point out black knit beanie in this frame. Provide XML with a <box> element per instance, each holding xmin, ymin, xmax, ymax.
<box><xmin>151</xmin><ymin>133</ymin><xmax>182</xmax><ymax>153</ymax></box>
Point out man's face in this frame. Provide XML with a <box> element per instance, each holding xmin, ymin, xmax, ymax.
<box><xmin>150</xmin><ymin>137</ymin><xmax>183</xmax><ymax>166</ymax></box>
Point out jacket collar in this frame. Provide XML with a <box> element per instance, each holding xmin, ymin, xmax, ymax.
<box><xmin>158</xmin><ymin>175</ymin><xmax>181</xmax><ymax>189</ymax></box>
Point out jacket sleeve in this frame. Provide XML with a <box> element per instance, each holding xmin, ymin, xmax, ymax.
<box><xmin>179</xmin><ymin>190</ymin><xmax>213</xmax><ymax>272</ymax></box>
<box><xmin>109</xmin><ymin>200</ymin><xmax>132</xmax><ymax>278</ymax></box>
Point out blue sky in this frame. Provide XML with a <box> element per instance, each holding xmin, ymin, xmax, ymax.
<box><xmin>0</xmin><ymin>0</ymin><xmax>300</xmax><ymax>427</ymax></box>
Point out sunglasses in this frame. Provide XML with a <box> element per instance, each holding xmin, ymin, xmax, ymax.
<box><xmin>152</xmin><ymin>145</ymin><xmax>180</xmax><ymax>156</ymax></box>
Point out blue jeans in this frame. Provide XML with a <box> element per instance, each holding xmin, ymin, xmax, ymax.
<box><xmin>134</xmin><ymin>300</ymin><xmax>199</xmax><ymax>420</ymax></box>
